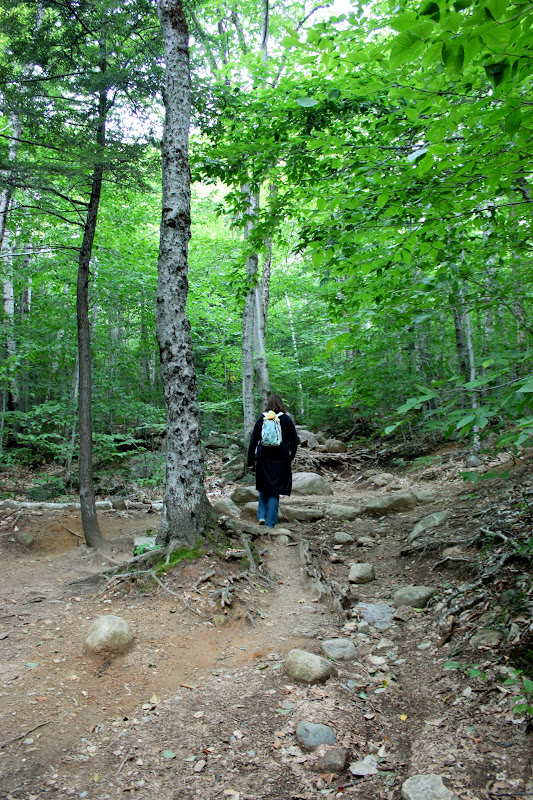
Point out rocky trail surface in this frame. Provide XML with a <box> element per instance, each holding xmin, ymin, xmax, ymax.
<box><xmin>1</xmin><ymin>450</ymin><xmax>532</xmax><ymax>800</ymax></box>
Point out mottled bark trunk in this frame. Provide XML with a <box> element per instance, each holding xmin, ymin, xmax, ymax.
<box><xmin>156</xmin><ymin>0</ymin><xmax>210</xmax><ymax>549</ymax></box>
<box><xmin>2</xmin><ymin>231</ymin><xmax>19</xmax><ymax>419</ymax></box>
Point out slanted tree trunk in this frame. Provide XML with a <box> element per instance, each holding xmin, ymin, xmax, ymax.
<box><xmin>156</xmin><ymin>0</ymin><xmax>210</xmax><ymax>549</ymax></box>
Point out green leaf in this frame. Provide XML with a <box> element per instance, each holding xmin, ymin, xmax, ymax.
<box><xmin>296</xmin><ymin>97</ymin><xmax>319</xmax><ymax>107</ymax></box>
<box><xmin>505</xmin><ymin>108</ymin><xmax>523</xmax><ymax>135</ymax></box>
<box><xmin>419</xmin><ymin>1</ymin><xmax>440</xmax><ymax>21</ymax></box>
<box><xmin>455</xmin><ymin>412</ymin><xmax>476</xmax><ymax>429</ymax></box>
<box><xmin>389</xmin><ymin>32</ymin><xmax>425</xmax><ymax>68</ymax></box>
<box><xmin>328</xmin><ymin>88</ymin><xmax>341</xmax><ymax>101</ymax></box>
<box><xmin>377</xmin><ymin>191</ymin><xmax>389</xmax><ymax>209</ymax></box>
<box><xmin>312</xmin><ymin>250</ymin><xmax>324</xmax><ymax>269</ymax></box>
<box><xmin>162</xmin><ymin>750</ymin><xmax>176</xmax><ymax>759</ymax></box>
<box><xmin>486</xmin><ymin>0</ymin><xmax>508</xmax><ymax>19</ymax></box>
<box><xmin>442</xmin><ymin>41</ymin><xmax>464</xmax><ymax>73</ymax></box>
<box><xmin>444</xmin><ymin>661</ymin><xmax>462</xmax><ymax>670</ymax></box>
<box><xmin>481</xmin><ymin>25</ymin><xmax>512</xmax><ymax>51</ymax></box>
<box><xmin>407</xmin><ymin>148</ymin><xmax>428</xmax><ymax>163</ymax></box>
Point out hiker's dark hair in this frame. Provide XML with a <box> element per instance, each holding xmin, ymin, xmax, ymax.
<box><xmin>265</xmin><ymin>394</ymin><xmax>286</xmax><ymax>413</ymax></box>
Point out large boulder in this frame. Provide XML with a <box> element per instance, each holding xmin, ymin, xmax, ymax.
<box><xmin>324</xmin><ymin>438</ymin><xmax>347</xmax><ymax>453</ymax></box>
<box><xmin>284</xmin><ymin>649</ymin><xmax>337</xmax><ymax>684</ymax></box>
<box><xmin>230</xmin><ymin>486</ymin><xmax>259</xmax><ymax>505</ymax></box>
<box><xmin>297</xmin><ymin>430</ymin><xmax>320</xmax><ymax>449</ymax></box>
<box><xmin>325</xmin><ymin>504</ymin><xmax>360</xmax><ymax>520</ymax></box>
<box><xmin>413</xmin><ymin>489</ymin><xmax>439</xmax><ymax>505</ymax></box>
<box><xmin>84</xmin><ymin>615</ymin><xmax>133</xmax><ymax>656</ymax></box>
<box><xmin>408</xmin><ymin>510</ymin><xmax>451</xmax><ymax>543</ymax></box>
<box><xmin>364</xmin><ymin>492</ymin><xmax>417</xmax><ymax>515</ymax></box>
<box><xmin>213</xmin><ymin>497</ymin><xmax>241</xmax><ymax>518</ymax></box>
<box><xmin>393</xmin><ymin>586</ymin><xmax>437</xmax><ymax>608</ymax></box>
<box><xmin>292</xmin><ymin>472</ymin><xmax>333</xmax><ymax>496</ymax></box>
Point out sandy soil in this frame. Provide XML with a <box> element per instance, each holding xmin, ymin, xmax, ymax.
<box><xmin>0</xmin><ymin>457</ymin><xmax>531</xmax><ymax>800</ymax></box>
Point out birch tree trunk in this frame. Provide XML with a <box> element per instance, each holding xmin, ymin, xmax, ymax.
<box><xmin>156</xmin><ymin>0</ymin><xmax>211</xmax><ymax>549</ymax></box>
<box><xmin>2</xmin><ymin>231</ymin><xmax>19</xmax><ymax>425</ymax></box>
<box><xmin>241</xmin><ymin>187</ymin><xmax>259</xmax><ymax>441</ymax></box>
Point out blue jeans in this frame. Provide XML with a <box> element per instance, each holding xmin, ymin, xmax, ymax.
<box><xmin>257</xmin><ymin>492</ymin><xmax>279</xmax><ymax>528</ymax></box>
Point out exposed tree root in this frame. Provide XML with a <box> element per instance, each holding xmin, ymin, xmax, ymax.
<box><xmin>299</xmin><ymin>538</ymin><xmax>350</xmax><ymax>620</ymax></box>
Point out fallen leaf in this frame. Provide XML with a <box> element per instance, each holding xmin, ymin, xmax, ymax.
<box><xmin>193</xmin><ymin>711</ymin><xmax>204</xmax><ymax>719</ymax></box>
<box><xmin>399</xmin><ymin>714</ymin><xmax>407</xmax><ymax>721</ymax></box>
<box><xmin>150</xmin><ymin>694</ymin><xmax>161</xmax><ymax>705</ymax></box>
<box><xmin>162</xmin><ymin>750</ymin><xmax>176</xmax><ymax>760</ymax></box>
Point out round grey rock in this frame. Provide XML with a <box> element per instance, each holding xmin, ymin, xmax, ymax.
<box><xmin>393</xmin><ymin>586</ymin><xmax>437</xmax><ymax>608</ymax></box>
<box><xmin>322</xmin><ymin>638</ymin><xmax>357</xmax><ymax>661</ymax></box>
<box><xmin>17</xmin><ymin>530</ymin><xmax>35</xmax><ymax>547</ymax></box>
<box><xmin>465</xmin><ymin>454</ymin><xmax>482</xmax><ymax>468</ymax></box>
<box><xmin>84</xmin><ymin>615</ymin><xmax>133</xmax><ymax>656</ymax></box>
<box><xmin>284</xmin><ymin>649</ymin><xmax>337</xmax><ymax>684</ymax></box>
<box><xmin>334</xmin><ymin>531</ymin><xmax>354</xmax><ymax>544</ymax></box>
<box><xmin>295</xmin><ymin>720</ymin><xmax>336</xmax><ymax>751</ymax></box>
<box><xmin>349</xmin><ymin>761</ymin><xmax>378</xmax><ymax>776</ymax></box>
<box><xmin>401</xmin><ymin>774</ymin><xmax>458</xmax><ymax>800</ymax></box>
<box><xmin>348</xmin><ymin>563</ymin><xmax>375</xmax><ymax>584</ymax></box>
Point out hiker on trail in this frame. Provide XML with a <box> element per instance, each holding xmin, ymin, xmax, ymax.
<box><xmin>247</xmin><ymin>394</ymin><xmax>299</xmax><ymax>529</ymax></box>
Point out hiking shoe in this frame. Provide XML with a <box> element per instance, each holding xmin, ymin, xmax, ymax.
<box><xmin>258</xmin><ymin>519</ymin><xmax>266</xmax><ymax>525</ymax></box>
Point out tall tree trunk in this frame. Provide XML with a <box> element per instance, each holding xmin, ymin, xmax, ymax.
<box><xmin>156</xmin><ymin>0</ymin><xmax>210</xmax><ymax>549</ymax></box>
<box><xmin>241</xmin><ymin>187</ymin><xmax>259</xmax><ymax>441</ymax></box>
<box><xmin>2</xmin><ymin>231</ymin><xmax>19</xmax><ymax>425</ymax></box>
<box><xmin>76</xmin><ymin>45</ymin><xmax>108</xmax><ymax>549</ymax></box>
<box><xmin>285</xmin><ymin>292</ymin><xmax>305</xmax><ymax>418</ymax></box>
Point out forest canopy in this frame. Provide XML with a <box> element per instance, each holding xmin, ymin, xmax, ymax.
<box><xmin>0</xmin><ymin>0</ymin><xmax>531</xmax><ymax>481</ymax></box>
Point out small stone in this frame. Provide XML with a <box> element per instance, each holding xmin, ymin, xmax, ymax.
<box><xmin>413</xmin><ymin>490</ymin><xmax>438</xmax><ymax>505</ymax></box>
<box><xmin>193</xmin><ymin>759</ymin><xmax>206</xmax><ymax>772</ymax></box>
<box><xmin>367</xmin><ymin>654</ymin><xmax>387</xmax><ymax>667</ymax></box>
<box><xmin>349</xmin><ymin>761</ymin><xmax>378</xmax><ymax>776</ymax></box>
<box><xmin>393</xmin><ymin>586</ymin><xmax>437</xmax><ymax>608</ymax></box>
<box><xmin>356</xmin><ymin>602</ymin><xmax>393</xmax><ymax>630</ymax></box>
<box><xmin>213</xmin><ymin>615</ymin><xmax>228</xmax><ymax>627</ymax></box>
<box><xmin>348</xmin><ymin>563</ymin><xmax>375</xmax><ymax>584</ymax></box>
<box><xmin>334</xmin><ymin>531</ymin><xmax>354</xmax><ymax>544</ymax></box>
<box><xmin>322</xmin><ymin>639</ymin><xmax>357</xmax><ymax>661</ymax></box>
<box><xmin>295</xmin><ymin>721</ymin><xmax>336</xmax><ymax>751</ymax></box>
<box><xmin>470</xmin><ymin>629</ymin><xmax>503</xmax><ymax>648</ymax></box>
<box><xmin>357</xmin><ymin>536</ymin><xmax>375</xmax><ymax>546</ymax></box>
<box><xmin>401</xmin><ymin>774</ymin><xmax>458</xmax><ymax>800</ymax></box>
<box><xmin>292</xmin><ymin>627</ymin><xmax>318</xmax><ymax>639</ymax></box>
<box><xmin>417</xmin><ymin>641</ymin><xmax>432</xmax><ymax>650</ymax></box>
<box><xmin>393</xmin><ymin>606</ymin><xmax>414</xmax><ymax>622</ymax></box>
<box><xmin>315</xmin><ymin>746</ymin><xmax>347</xmax><ymax>773</ymax></box>
<box><xmin>368</xmin><ymin>473</ymin><xmax>395</xmax><ymax>487</ymax></box>
<box><xmin>277</xmin><ymin>534</ymin><xmax>290</xmax><ymax>545</ymax></box>
<box><xmin>284</xmin><ymin>649</ymin><xmax>337</xmax><ymax>684</ymax></box>
<box><xmin>465</xmin><ymin>454</ymin><xmax>482</xmax><ymax>468</ymax></box>
<box><xmin>330</xmin><ymin>553</ymin><xmax>344</xmax><ymax>563</ymax></box>
<box><xmin>213</xmin><ymin>497</ymin><xmax>241</xmax><ymax>518</ymax></box>
<box><xmin>357</xmin><ymin>620</ymin><xmax>370</xmax><ymax>633</ymax></box>
<box><xmin>84</xmin><ymin>616</ymin><xmax>133</xmax><ymax>656</ymax></box>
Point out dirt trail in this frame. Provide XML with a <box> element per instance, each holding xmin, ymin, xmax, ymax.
<box><xmin>1</xmin><ymin>467</ymin><xmax>532</xmax><ymax>800</ymax></box>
